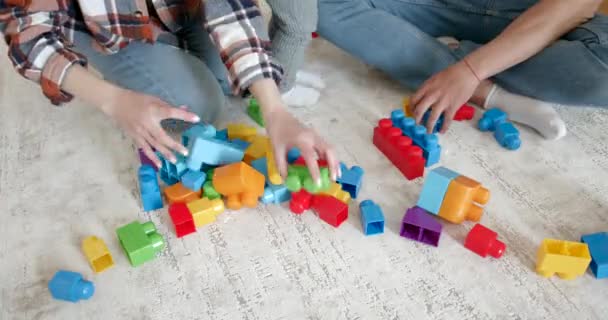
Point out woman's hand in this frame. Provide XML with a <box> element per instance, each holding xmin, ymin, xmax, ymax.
<box><xmin>264</xmin><ymin>108</ymin><xmax>340</xmax><ymax>185</ymax></box>
<box><xmin>410</xmin><ymin>61</ymin><xmax>480</xmax><ymax>133</ymax></box>
<box><xmin>101</xmin><ymin>89</ymin><xmax>200</xmax><ymax>168</ymax></box>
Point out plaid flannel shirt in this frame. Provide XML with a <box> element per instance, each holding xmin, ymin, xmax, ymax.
<box><xmin>0</xmin><ymin>0</ymin><xmax>282</xmax><ymax>105</ymax></box>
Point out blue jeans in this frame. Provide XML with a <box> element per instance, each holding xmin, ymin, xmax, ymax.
<box><xmin>318</xmin><ymin>0</ymin><xmax>608</xmax><ymax>107</ymax></box>
<box><xmin>71</xmin><ymin>19</ymin><xmax>231</xmax><ymax>124</ymax></box>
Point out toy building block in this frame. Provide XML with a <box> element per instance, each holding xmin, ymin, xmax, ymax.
<box><xmin>581</xmin><ymin>232</ymin><xmax>608</xmax><ymax>279</ymax></box>
<box><xmin>290</xmin><ymin>189</ymin><xmax>313</xmax><ymax>214</ymax></box>
<box><xmin>454</xmin><ymin>104</ymin><xmax>475</xmax><ymax>121</ymax></box>
<box><xmin>231</xmin><ymin>138</ymin><xmax>251</xmax><ymax>151</ymax></box>
<box><xmin>251</xmin><ymin>157</ymin><xmax>269</xmax><ymax>183</ymax></box>
<box><xmin>373</xmin><ymin>118</ymin><xmax>425</xmax><ymax>180</ymax></box>
<box><xmin>187</xmin><ymin>197</ymin><xmax>225</xmax><ymax>227</ymax></box>
<box><xmin>391</xmin><ymin>110</ymin><xmax>441</xmax><ymax>167</ymax></box>
<box><xmin>164</xmin><ymin>182</ymin><xmax>202</xmax><ymax>204</ymax></box>
<box><xmin>287</xmin><ymin>148</ymin><xmax>301</xmax><ymax>164</ymax></box>
<box><xmin>139</xmin><ymin>165</ymin><xmax>163</xmax><ymax>212</ymax></box>
<box><xmin>203</xmin><ymin>180</ymin><xmax>221</xmax><ymax>200</ymax></box>
<box><xmin>478</xmin><ymin>108</ymin><xmax>507</xmax><ymax>132</ymax></box>
<box><xmin>464</xmin><ymin>224</ymin><xmax>506</xmax><ymax>258</ymax></box>
<box><xmin>536</xmin><ymin>239</ymin><xmax>591</xmax><ymax>280</ymax></box>
<box><xmin>48</xmin><ymin>270</ymin><xmax>94</xmax><ymax>303</ymax></box>
<box><xmin>182</xmin><ymin>124</ymin><xmax>216</xmax><ymax>147</ymax></box>
<box><xmin>311</xmin><ymin>195</ymin><xmax>349</xmax><ymax>228</ymax></box>
<box><xmin>318</xmin><ymin>182</ymin><xmax>351</xmax><ymax>204</ymax></box>
<box><xmin>437</xmin><ymin>175</ymin><xmax>489</xmax><ymax>224</ymax></box>
<box><xmin>205</xmin><ymin>168</ymin><xmax>214</xmax><ymax>181</ymax></box>
<box><xmin>285</xmin><ymin>165</ymin><xmax>331</xmax><ymax>194</ymax></box>
<box><xmin>417</xmin><ymin>166</ymin><xmax>460</xmax><ymax>215</ymax></box>
<box><xmin>494</xmin><ymin>122</ymin><xmax>521</xmax><ymax>150</ymax></box>
<box><xmin>261</xmin><ymin>184</ymin><xmax>291</xmax><ymax>204</ymax></box>
<box><xmin>247</xmin><ymin>98</ymin><xmax>265</xmax><ymax>127</ymax></box>
<box><xmin>213</xmin><ymin>162</ymin><xmax>265</xmax><ymax>209</ymax></box>
<box><xmin>227</xmin><ymin>123</ymin><xmax>257</xmax><ymax>142</ymax></box>
<box><xmin>215</xmin><ymin>129</ymin><xmax>228</xmax><ymax>141</ymax></box>
<box><xmin>186</xmin><ymin>136</ymin><xmax>244</xmax><ymax>170</ymax></box>
<box><xmin>265</xmin><ymin>141</ymin><xmax>283</xmax><ymax>185</ymax></box>
<box><xmin>244</xmin><ymin>135</ymin><xmax>269</xmax><ymax>164</ymax></box>
<box><xmin>292</xmin><ymin>157</ymin><xmax>329</xmax><ymax>168</ymax></box>
<box><xmin>403</xmin><ymin>97</ymin><xmax>412</xmax><ymax>116</ymax></box>
<box><xmin>181</xmin><ymin>170</ymin><xmax>206</xmax><ymax>191</ymax></box>
<box><xmin>82</xmin><ymin>236</ymin><xmax>114</xmax><ymax>273</ymax></box>
<box><xmin>138</xmin><ymin>148</ymin><xmax>157</xmax><ymax>170</ymax></box>
<box><xmin>116</xmin><ymin>221</ymin><xmax>165</xmax><ymax>267</ymax></box>
<box><xmin>400</xmin><ymin>206</ymin><xmax>442</xmax><ymax>247</ymax></box>
<box><xmin>359</xmin><ymin>200</ymin><xmax>385</xmax><ymax>236</ymax></box>
<box><xmin>336</xmin><ymin>162</ymin><xmax>364</xmax><ymax>199</ymax></box>
<box><xmin>168</xmin><ymin>203</ymin><xmax>197</xmax><ymax>238</ymax></box>
<box><xmin>312</xmin><ymin>31</ymin><xmax>319</xmax><ymax>38</ymax></box>
<box><xmin>158</xmin><ymin>152</ymin><xmax>188</xmax><ymax>185</ymax></box>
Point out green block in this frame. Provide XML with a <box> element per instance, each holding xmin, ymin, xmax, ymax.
<box><xmin>203</xmin><ymin>180</ymin><xmax>221</xmax><ymax>200</ymax></box>
<box><xmin>247</xmin><ymin>99</ymin><xmax>264</xmax><ymax>127</ymax></box>
<box><xmin>116</xmin><ymin>221</ymin><xmax>164</xmax><ymax>267</ymax></box>
<box><xmin>205</xmin><ymin>169</ymin><xmax>215</xmax><ymax>182</ymax></box>
<box><xmin>285</xmin><ymin>166</ymin><xmax>330</xmax><ymax>194</ymax></box>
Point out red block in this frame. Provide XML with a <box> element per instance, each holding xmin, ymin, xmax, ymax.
<box><xmin>289</xmin><ymin>189</ymin><xmax>313</xmax><ymax>214</ymax></box>
<box><xmin>464</xmin><ymin>224</ymin><xmax>506</xmax><ymax>258</ymax></box>
<box><xmin>311</xmin><ymin>195</ymin><xmax>348</xmax><ymax>228</ymax></box>
<box><xmin>373</xmin><ymin>119</ymin><xmax>425</xmax><ymax>180</ymax></box>
<box><xmin>292</xmin><ymin>157</ymin><xmax>328</xmax><ymax>168</ymax></box>
<box><xmin>168</xmin><ymin>203</ymin><xmax>196</xmax><ymax>238</ymax></box>
<box><xmin>312</xmin><ymin>32</ymin><xmax>319</xmax><ymax>38</ymax></box>
<box><xmin>454</xmin><ymin>104</ymin><xmax>475</xmax><ymax>121</ymax></box>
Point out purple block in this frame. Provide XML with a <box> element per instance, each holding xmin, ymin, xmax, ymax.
<box><xmin>138</xmin><ymin>148</ymin><xmax>157</xmax><ymax>171</ymax></box>
<box><xmin>400</xmin><ymin>206</ymin><xmax>442</xmax><ymax>246</ymax></box>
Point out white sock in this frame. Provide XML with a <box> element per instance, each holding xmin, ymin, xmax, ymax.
<box><xmin>295</xmin><ymin>71</ymin><xmax>326</xmax><ymax>90</ymax></box>
<box><xmin>282</xmin><ymin>85</ymin><xmax>321</xmax><ymax>107</ymax></box>
<box><xmin>485</xmin><ymin>85</ymin><xmax>567</xmax><ymax>140</ymax></box>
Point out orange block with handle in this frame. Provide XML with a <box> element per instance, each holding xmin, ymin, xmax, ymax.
<box><xmin>164</xmin><ymin>182</ymin><xmax>202</xmax><ymax>204</ymax></box>
<box><xmin>213</xmin><ymin>162</ymin><xmax>265</xmax><ymax>209</ymax></box>
<box><xmin>437</xmin><ymin>175</ymin><xmax>489</xmax><ymax>224</ymax></box>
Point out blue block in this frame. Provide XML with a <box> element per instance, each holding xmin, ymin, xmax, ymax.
<box><xmin>231</xmin><ymin>138</ymin><xmax>251</xmax><ymax>151</ymax></box>
<box><xmin>159</xmin><ymin>169</ymin><xmax>178</xmax><ymax>186</ymax></box>
<box><xmin>359</xmin><ymin>200</ymin><xmax>385</xmax><ymax>236</ymax></box>
<box><xmin>337</xmin><ymin>162</ymin><xmax>364</xmax><ymax>199</ymax></box>
<box><xmin>421</xmin><ymin>110</ymin><xmax>444</xmax><ymax>134</ymax></box>
<box><xmin>186</xmin><ymin>137</ymin><xmax>244</xmax><ymax>170</ymax></box>
<box><xmin>48</xmin><ymin>270</ymin><xmax>95</xmax><ymax>302</ymax></box>
<box><xmin>261</xmin><ymin>184</ymin><xmax>291</xmax><ymax>204</ymax></box>
<box><xmin>494</xmin><ymin>122</ymin><xmax>521</xmax><ymax>150</ymax></box>
<box><xmin>182</xmin><ymin>124</ymin><xmax>217</xmax><ymax>147</ymax></box>
<box><xmin>139</xmin><ymin>165</ymin><xmax>163</xmax><ymax>211</ymax></box>
<box><xmin>287</xmin><ymin>148</ymin><xmax>301</xmax><ymax>164</ymax></box>
<box><xmin>478</xmin><ymin>108</ymin><xmax>507</xmax><ymax>132</ymax></box>
<box><xmin>251</xmin><ymin>157</ymin><xmax>269</xmax><ymax>184</ymax></box>
<box><xmin>181</xmin><ymin>170</ymin><xmax>206</xmax><ymax>191</ymax></box>
<box><xmin>417</xmin><ymin>167</ymin><xmax>460</xmax><ymax>215</ymax></box>
<box><xmin>215</xmin><ymin>129</ymin><xmax>228</xmax><ymax>141</ymax></box>
<box><xmin>581</xmin><ymin>232</ymin><xmax>608</xmax><ymax>279</ymax></box>
<box><xmin>390</xmin><ymin>110</ymin><xmax>441</xmax><ymax>167</ymax></box>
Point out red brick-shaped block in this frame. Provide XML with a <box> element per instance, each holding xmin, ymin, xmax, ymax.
<box><xmin>373</xmin><ymin>119</ymin><xmax>425</xmax><ymax>180</ymax></box>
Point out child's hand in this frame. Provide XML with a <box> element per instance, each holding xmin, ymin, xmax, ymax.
<box><xmin>101</xmin><ymin>89</ymin><xmax>200</xmax><ymax>168</ymax></box>
<box><xmin>264</xmin><ymin>108</ymin><xmax>340</xmax><ymax>184</ymax></box>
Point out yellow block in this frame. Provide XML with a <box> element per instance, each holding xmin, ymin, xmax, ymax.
<box><xmin>319</xmin><ymin>182</ymin><xmax>351</xmax><ymax>204</ymax></box>
<box><xmin>244</xmin><ymin>135</ymin><xmax>269</xmax><ymax>164</ymax></box>
<box><xmin>403</xmin><ymin>97</ymin><xmax>414</xmax><ymax>117</ymax></box>
<box><xmin>227</xmin><ymin>123</ymin><xmax>257</xmax><ymax>142</ymax></box>
<box><xmin>536</xmin><ymin>239</ymin><xmax>591</xmax><ymax>280</ymax></box>
<box><xmin>82</xmin><ymin>236</ymin><xmax>114</xmax><ymax>273</ymax></box>
<box><xmin>187</xmin><ymin>197</ymin><xmax>225</xmax><ymax>227</ymax></box>
<box><xmin>265</xmin><ymin>140</ymin><xmax>283</xmax><ymax>185</ymax></box>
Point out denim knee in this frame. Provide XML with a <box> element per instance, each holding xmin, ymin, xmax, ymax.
<box><xmin>169</xmin><ymin>76</ymin><xmax>225</xmax><ymax>125</ymax></box>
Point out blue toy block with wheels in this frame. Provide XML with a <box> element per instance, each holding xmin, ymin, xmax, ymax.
<box><xmin>287</xmin><ymin>148</ymin><xmax>301</xmax><ymax>164</ymax></box>
<box><xmin>494</xmin><ymin>122</ymin><xmax>521</xmax><ymax>150</ymax></box>
<box><xmin>251</xmin><ymin>157</ymin><xmax>269</xmax><ymax>184</ymax></box>
<box><xmin>139</xmin><ymin>165</ymin><xmax>163</xmax><ymax>211</ymax></box>
<box><xmin>478</xmin><ymin>108</ymin><xmax>507</xmax><ymax>132</ymax></box>
<box><xmin>261</xmin><ymin>184</ymin><xmax>291</xmax><ymax>204</ymax></box>
<box><xmin>230</xmin><ymin>138</ymin><xmax>251</xmax><ymax>151</ymax></box>
<box><xmin>48</xmin><ymin>270</ymin><xmax>94</xmax><ymax>302</ymax></box>
<box><xmin>181</xmin><ymin>170</ymin><xmax>206</xmax><ymax>191</ymax></box>
<box><xmin>390</xmin><ymin>110</ymin><xmax>441</xmax><ymax>167</ymax></box>
<box><xmin>215</xmin><ymin>129</ymin><xmax>228</xmax><ymax>141</ymax></box>
<box><xmin>417</xmin><ymin>166</ymin><xmax>460</xmax><ymax>215</ymax></box>
<box><xmin>359</xmin><ymin>200</ymin><xmax>385</xmax><ymax>236</ymax></box>
<box><xmin>186</xmin><ymin>137</ymin><xmax>244</xmax><ymax>170</ymax></box>
<box><xmin>581</xmin><ymin>232</ymin><xmax>608</xmax><ymax>279</ymax></box>
<box><xmin>337</xmin><ymin>162</ymin><xmax>364</xmax><ymax>199</ymax></box>
<box><xmin>182</xmin><ymin>124</ymin><xmax>216</xmax><ymax>147</ymax></box>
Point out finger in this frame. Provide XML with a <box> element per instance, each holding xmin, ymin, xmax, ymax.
<box><xmin>143</xmin><ymin>129</ymin><xmax>176</xmax><ymax>163</ymax></box>
<box><xmin>151</xmin><ymin>125</ymin><xmax>188</xmax><ymax>156</ymax></box>
<box><xmin>162</xmin><ymin>105</ymin><xmax>200</xmax><ymax>123</ymax></box>
<box><xmin>136</xmin><ymin>137</ymin><xmax>162</xmax><ymax>169</ymax></box>
<box><xmin>441</xmin><ymin>105</ymin><xmax>458</xmax><ymax>134</ymax></box>
<box><xmin>316</xmin><ymin>141</ymin><xmax>339</xmax><ymax>181</ymax></box>
<box><xmin>273</xmin><ymin>143</ymin><xmax>288</xmax><ymax>179</ymax></box>
<box><xmin>426</xmin><ymin>101</ymin><xmax>445</xmax><ymax>134</ymax></box>
<box><xmin>413</xmin><ymin>94</ymin><xmax>436</xmax><ymax>124</ymax></box>
<box><xmin>410</xmin><ymin>85</ymin><xmax>427</xmax><ymax>109</ymax></box>
<box><xmin>301</xmin><ymin>145</ymin><xmax>321</xmax><ymax>186</ymax></box>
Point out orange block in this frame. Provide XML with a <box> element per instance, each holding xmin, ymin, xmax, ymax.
<box><xmin>164</xmin><ymin>182</ymin><xmax>202</xmax><ymax>205</ymax></box>
<box><xmin>213</xmin><ymin>162</ymin><xmax>265</xmax><ymax>209</ymax></box>
<box><xmin>403</xmin><ymin>97</ymin><xmax>414</xmax><ymax>117</ymax></box>
<box><xmin>244</xmin><ymin>135</ymin><xmax>269</xmax><ymax>164</ymax></box>
<box><xmin>437</xmin><ymin>176</ymin><xmax>489</xmax><ymax>224</ymax></box>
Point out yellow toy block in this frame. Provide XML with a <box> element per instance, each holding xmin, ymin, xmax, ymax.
<box><xmin>403</xmin><ymin>97</ymin><xmax>414</xmax><ymax>117</ymax></box>
<box><xmin>227</xmin><ymin>123</ymin><xmax>257</xmax><ymax>142</ymax></box>
<box><xmin>244</xmin><ymin>135</ymin><xmax>269</xmax><ymax>164</ymax></box>
<box><xmin>536</xmin><ymin>239</ymin><xmax>591</xmax><ymax>280</ymax></box>
<box><xmin>319</xmin><ymin>182</ymin><xmax>351</xmax><ymax>204</ymax></box>
<box><xmin>187</xmin><ymin>197</ymin><xmax>225</xmax><ymax>227</ymax></box>
<box><xmin>82</xmin><ymin>236</ymin><xmax>114</xmax><ymax>273</ymax></box>
<box><xmin>265</xmin><ymin>140</ymin><xmax>283</xmax><ymax>185</ymax></box>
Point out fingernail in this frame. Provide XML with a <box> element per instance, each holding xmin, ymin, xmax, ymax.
<box><xmin>182</xmin><ymin>149</ymin><xmax>189</xmax><ymax>156</ymax></box>
<box><xmin>316</xmin><ymin>178</ymin><xmax>322</xmax><ymax>187</ymax></box>
<box><xmin>170</xmin><ymin>157</ymin><xmax>177</xmax><ymax>164</ymax></box>
<box><xmin>338</xmin><ymin>167</ymin><xmax>342</xmax><ymax>178</ymax></box>
<box><xmin>193</xmin><ymin>116</ymin><xmax>200</xmax><ymax>122</ymax></box>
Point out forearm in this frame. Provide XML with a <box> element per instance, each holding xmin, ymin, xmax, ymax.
<box><xmin>248</xmin><ymin>78</ymin><xmax>286</xmax><ymax>118</ymax></box>
<box><xmin>62</xmin><ymin>65</ymin><xmax>123</xmax><ymax>113</ymax></box>
<box><xmin>466</xmin><ymin>0</ymin><xmax>602</xmax><ymax>80</ymax></box>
